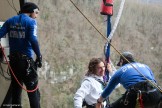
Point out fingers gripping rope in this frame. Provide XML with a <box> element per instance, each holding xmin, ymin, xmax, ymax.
<box><xmin>0</xmin><ymin>44</ymin><xmax>38</xmax><ymax>92</ymax></box>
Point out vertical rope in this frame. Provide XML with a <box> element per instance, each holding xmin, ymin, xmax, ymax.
<box><xmin>108</xmin><ymin>0</ymin><xmax>125</xmax><ymax>40</ymax></box>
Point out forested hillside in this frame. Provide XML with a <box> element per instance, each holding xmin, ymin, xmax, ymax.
<box><xmin>22</xmin><ymin>0</ymin><xmax>162</xmax><ymax>107</ymax></box>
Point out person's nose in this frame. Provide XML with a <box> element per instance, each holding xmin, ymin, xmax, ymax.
<box><xmin>101</xmin><ymin>67</ymin><xmax>105</xmax><ymax>71</ymax></box>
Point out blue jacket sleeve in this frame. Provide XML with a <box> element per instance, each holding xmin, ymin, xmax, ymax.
<box><xmin>31</xmin><ymin>37</ymin><xmax>41</xmax><ymax>57</ymax></box>
<box><xmin>101</xmin><ymin>70</ymin><xmax>122</xmax><ymax>99</ymax></box>
<box><xmin>28</xmin><ymin>20</ymin><xmax>41</xmax><ymax>57</ymax></box>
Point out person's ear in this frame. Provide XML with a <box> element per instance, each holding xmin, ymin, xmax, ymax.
<box><xmin>120</xmin><ymin>59</ymin><xmax>124</xmax><ymax>66</ymax></box>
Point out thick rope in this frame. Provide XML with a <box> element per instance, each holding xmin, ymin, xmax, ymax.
<box><xmin>108</xmin><ymin>0</ymin><xmax>125</xmax><ymax>40</ymax></box>
<box><xmin>69</xmin><ymin>0</ymin><xmax>162</xmax><ymax>93</ymax></box>
<box><xmin>106</xmin><ymin>0</ymin><xmax>125</xmax><ymax>73</ymax></box>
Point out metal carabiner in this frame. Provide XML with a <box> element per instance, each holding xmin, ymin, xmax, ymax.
<box><xmin>123</xmin><ymin>91</ymin><xmax>129</xmax><ymax>105</ymax></box>
<box><xmin>26</xmin><ymin>59</ymin><xmax>31</xmax><ymax>75</ymax></box>
<box><xmin>138</xmin><ymin>90</ymin><xmax>142</xmax><ymax>100</ymax></box>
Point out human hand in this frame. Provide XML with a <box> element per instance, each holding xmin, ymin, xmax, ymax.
<box><xmin>107</xmin><ymin>63</ymin><xmax>112</xmax><ymax>72</ymax></box>
<box><xmin>96</xmin><ymin>98</ymin><xmax>103</xmax><ymax>108</ymax></box>
<box><xmin>35</xmin><ymin>55</ymin><xmax>42</xmax><ymax>68</ymax></box>
<box><xmin>95</xmin><ymin>103</ymin><xmax>102</xmax><ymax>108</ymax></box>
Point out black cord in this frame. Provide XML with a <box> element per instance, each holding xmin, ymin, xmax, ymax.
<box><xmin>6</xmin><ymin>0</ymin><xmax>18</xmax><ymax>14</ymax></box>
<box><xmin>12</xmin><ymin>0</ymin><xmax>18</xmax><ymax>14</ymax></box>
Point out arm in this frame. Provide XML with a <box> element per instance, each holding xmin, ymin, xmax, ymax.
<box><xmin>31</xmin><ymin>37</ymin><xmax>42</xmax><ymax>67</ymax></box>
<box><xmin>96</xmin><ymin>97</ymin><xmax>105</xmax><ymax>108</ymax></box>
<box><xmin>107</xmin><ymin>63</ymin><xmax>120</xmax><ymax>88</ymax></box>
<box><xmin>74</xmin><ymin>80</ymin><xmax>92</xmax><ymax>108</ymax></box>
<box><xmin>96</xmin><ymin>70</ymin><xmax>122</xmax><ymax>108</ymax></box>
<box><xmin>28</xmin><ymin>20</ymin><xmax>41</xmax><ymax>57</ymax></box>
<box><xmin>28</xmin><ymin>20</ymin><xmax>42</xmax><ymax>67</ymax></box>
<box><xmin>30</xmin><ymin>36</ymin><xmax>41</xmax><ymax>57</ymax></box>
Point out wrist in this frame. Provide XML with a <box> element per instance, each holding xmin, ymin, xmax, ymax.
<box><xmin>36</xmin><ymin>55</ymin><xmax>42</xmax><ymax>60</ymax></box>
<box><xmin>97</xmin><ymin>98</ymin><xmax>102</xmax><ymax>104</ymax></box>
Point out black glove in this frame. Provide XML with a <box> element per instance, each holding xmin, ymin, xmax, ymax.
<box><xmin>35</xmin><ymin>55</ymin><xmax>42</xmax><ymax>68</ymax></box>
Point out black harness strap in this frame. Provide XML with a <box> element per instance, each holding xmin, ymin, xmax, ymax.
<box><xmin>93</xmin><ymin>77</ymin><xmax>107</xmax><ymax>88</ymax></box>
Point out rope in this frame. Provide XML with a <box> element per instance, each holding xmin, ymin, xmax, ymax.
<box><xmin>108</xmin><ymin>0</ymin><xmax>125</xmax><ymax>40</ymax></box>
<box><xmin>6</xmin><ymin>0</ymin><xmax>18</xmax><ymax>14</ymax></box>
<box><xmin>69</xmin><ymin>0</ymin><xmax>162</xmax><ymax>93</ymax></box>
<box><xmin>0</xmin><ymin>44</ymin><xmax>39</xmax><ymax>92</ymax></box>
<box><xmin>105</xmin><ymin>0</ymin><xmax>125</xmax><ymax>75</ymax></box>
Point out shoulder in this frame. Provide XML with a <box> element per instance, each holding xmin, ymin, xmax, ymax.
<box><xmin>82</xmin><ymin>76</ymin><xmax>100</xmax><ymax>86</ymax></box>
<box><xmin>78</xmin><ymin>77</ymin><xmax>94</xmax><ymax>91</ymax></box>
<box><xmin>5</xmin><ymin>15</ymin><xmax>18</xmax><ymax>23</ymax></box>
<box><xmin>119</xmin><ymin>62</ymin><xmax>137</xmax><ymax>72</ymax></box>
<box><xmin>134</xmin><ymin>62</ymin><xmax>149</xmax><ymax>69</ymax></box>
<box><xmin>9</xmin><ymin>15</ymin><xmax>19</xmax><ymax>20</ymax></box>
<box><xmin>82</xmin><ymin>76</ymin><xmax>94</xmax><ymax>83</ymax></box>
<box><xmin>20</xmin><ymin>14</ymin><xmax>36</xmax><ymax>24</ymax></box>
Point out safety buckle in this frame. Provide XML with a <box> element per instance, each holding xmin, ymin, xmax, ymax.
<box><xmin>26</xmin><ymin>59</ymin><xmax>31</xmax><ymax>75</ymax></box>
<box><xmin>137</xmin><ymin>90</ymin><xmax>142</xmax><ymax>99</ymax></box>
<box><xmin>123</xmin><ymin>91</ymin><xmax>129</xmax><ymax>105</ymax></box>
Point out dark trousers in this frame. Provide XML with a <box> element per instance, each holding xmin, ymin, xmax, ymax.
<box><xmin>82</xmin><ymin>100</ymin><xmax>95</xmax><ymax>108</ymax></box>
<box><xmin>110</xmin><ymin>81</ymin><xmax>162</xmax><ymax>108</ymax></box>
<box><xmin>9</xmin><ymin>53</ymin><xmax>40</xmax><ymax>108</ymax></box>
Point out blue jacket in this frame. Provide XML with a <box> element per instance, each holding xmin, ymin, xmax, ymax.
<box><xmin>0</xmin><ymin>14</ymin><xmax>41</xmax><ymax>58</ymax></box>
<box><xmin>101</xmin><ymin>62</ymin><xmax>156</xmax><ymax>98</ymax></box>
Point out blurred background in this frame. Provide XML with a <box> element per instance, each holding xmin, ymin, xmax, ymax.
<box><xmin>1</xmin><ymin>0</ymin><xmax>162</xmax><ymax>107</ymax></box>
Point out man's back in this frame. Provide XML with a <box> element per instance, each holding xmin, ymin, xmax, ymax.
<box><xmin>0</xmin><ymin>14</ymin><xmax>38</xmax><ymax>58</ymax></box>
<box><xmin>118</xmin><ymin>62</ymin><xmax>156</xmax><ymax>89</ymax></box>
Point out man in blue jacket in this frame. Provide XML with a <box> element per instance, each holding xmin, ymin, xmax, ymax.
<box><xmin>96</xmin><ymin>52</ymin><xmax>162</xmax><ymax>108</ymax></box>
<box><xmin>0</xmin><ymin>2</ymin><xmax>42</xmax><ymax>108</ymax></box>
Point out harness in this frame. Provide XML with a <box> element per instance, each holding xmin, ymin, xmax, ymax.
<box><xmin>129</xmin><ymin>81</ymin><xmax>155</xmax><ymax>92</ymax></box>
<box><xmin>9</xmin><ymin>52</ymin><xmax>30</xmax><ymax>60</ymax></box>
<box><xmin>94</xmin><ymin>77</ymin><xmax>107</xmax><ymax>88</ymax></box>
<box><xmin>8</xmin><ymin>52</ymin><xmax>39</xmax><ymax>92</ymax></box>
<box><xmin>120</xmin><ymin>81</ymin><xmax>161</xmax><ymax>108</ymax></box>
